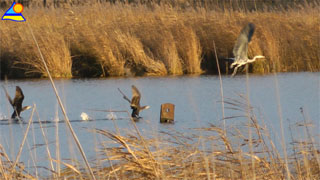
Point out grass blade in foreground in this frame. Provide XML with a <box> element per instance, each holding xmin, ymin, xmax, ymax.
<box><xmin>26</xmin><ymin>21</ymin><xmax>96</xmax><ymax>180</ymax></box>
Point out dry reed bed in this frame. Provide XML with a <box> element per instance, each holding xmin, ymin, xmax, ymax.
<box><xmin>0</xmin><ymin>2</ymin><xmax>319</xmax><ymax>78</ymax></box>
<box><xmin>57</xmin><ymin>97</ymin><xmax>319</xmax><ymax>179</ymax></box>
<box><xmin>0</xmin><ymin>145</ymin><xmax>35</xmax><ymax>179</ymax></box>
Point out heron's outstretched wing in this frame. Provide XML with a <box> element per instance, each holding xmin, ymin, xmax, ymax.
<box><xmin>2</xmin><ymin>85</ymin><xmax>13</xmax><ymax>106</ymax></box>
<box><xmin>131</xmin><ymin>85</ymin><xmax>141</xmax><ymax>108</ymax></box>
<box><xmin>13</xmin><ymin>86</ymin><xmax>24</xmax><ymax>106</ymax></box>
<box><xmin>232</xmin><ymin>23</ymin><xmax>255</xmax><ymax>61</ymax></box>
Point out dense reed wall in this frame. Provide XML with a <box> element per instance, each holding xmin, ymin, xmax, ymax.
<box><xmin>0</xmin><ymin>1</ymin><xmax>319</xmax><ymax>78</ymax></box>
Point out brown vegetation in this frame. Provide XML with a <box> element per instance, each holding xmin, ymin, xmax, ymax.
<box><xmin>80</xmin><ymin>98</ymin><xmax>319</xmax><ymax>180</ymax></box>
<box><xmin>1</xmin><ymin>96</ymin><xmax>318</xmax><ymax>179</ymax></box>
<box><xmin>0</xmin><ymin>0</ymin><xmax>319</xmax><ymax>78</ymax></box>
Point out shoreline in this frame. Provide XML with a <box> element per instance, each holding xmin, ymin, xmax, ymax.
<box><xmin>1</xmin><ymin>1</ymin><xmax>319</xmax><ymax>79</ymax></box>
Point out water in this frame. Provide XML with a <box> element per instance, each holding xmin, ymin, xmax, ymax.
<box><xmin>0</xmin><ymin>72</ymin><xmax>319</xmax><ymax>175</ymax></box>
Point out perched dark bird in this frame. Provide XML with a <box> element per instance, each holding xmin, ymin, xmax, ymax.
<box><xmin>2</xmin><ymin>86</ymin><xmax>31</xmax><ymax>119</ymax></box>
<box><xmin>118</xmin><ymin>85</ymin><xmax>150</xmax><ymax>119</ymax></box>
<box><xmin>229</xmin><ymin>23</ymin><xmax>265</xmax><ymax>76</ymax></box>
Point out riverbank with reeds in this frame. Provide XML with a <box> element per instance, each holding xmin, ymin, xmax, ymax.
<box><xmin>0</xmin><ymin>0</ymin><xmax>319</xmax><ymax>79</ymax></box>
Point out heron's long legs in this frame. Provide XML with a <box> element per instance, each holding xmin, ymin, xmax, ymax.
<box><xmin>230</xmin><ymin>56</ymin><xmax>264</xmax><ymax>77</ymax></box>
<box><xmin>231</xmin><ymin>64</ymin><xmax>240</xmax><ymax>76</ymax></box>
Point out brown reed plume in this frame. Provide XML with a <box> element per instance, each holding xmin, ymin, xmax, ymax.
<box><xmin>1</xmin><ymin>1</ymin><xmax>318</xmax><ymax>78</ymax></box>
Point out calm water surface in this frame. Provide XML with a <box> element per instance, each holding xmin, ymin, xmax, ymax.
<box><xmin>0</xmin><ymin>72</ymin><xmax>318</xmax><ymax>175</ymax></box>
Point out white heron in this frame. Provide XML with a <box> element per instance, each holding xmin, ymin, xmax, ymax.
<box><xmin>229</xmin><ymin>23</ymin><xmax>265</xmax><ymax>76</ymax></box>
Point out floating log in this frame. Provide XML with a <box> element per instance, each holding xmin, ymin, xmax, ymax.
<box><xmin>160</xmin><ymin>103</ymin><xmax>175</xmax><ymax>123</ymax></box>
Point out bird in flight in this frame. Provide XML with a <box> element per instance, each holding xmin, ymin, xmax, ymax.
<box><xmin>229</xmin><ymin>23</ymin><xmax>265</xmax><ymax>76</ymax></box>
<box><xmin>2</xmin><ymin>86</ymin><xmax>31</xmax><ymax>120</ymax></box>
<box><xmin>118</xmin><ymin>85</ymin><xmax>150</xmax><ymax>120</ymax></box>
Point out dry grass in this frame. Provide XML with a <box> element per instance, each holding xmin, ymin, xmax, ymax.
<box><xmin>0</xmin><ymin>95</ymin><xmax>318</xmax><ymax>179</ymax></box>
<box><xmin>55</xmin><ymin>97</ymin><xmax>318</xmax><ymax>180</ymax></box>
<box><xmin>0</xmin><ymin>1</ymin><xmax>319</xmax><ymax>179</ymax></box>
<box><xmin>0</xmin><ymin>9</ymin><xmax>72</xmax><ymax>78</ymax></box>
<box><xmin>0</xmin><ymin>1</ymin><xmax>319</xmax><ymax>78</ymax></box>
<box><xmin>0</xmin><ymin>105</ymin><xmax>36</xmax><ymax>179</ymax></box>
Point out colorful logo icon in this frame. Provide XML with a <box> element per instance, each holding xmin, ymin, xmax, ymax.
<box><xmin>1</xmin><ymin>2</ymin><xmax>26</xmax><ymax>22</ymax></box>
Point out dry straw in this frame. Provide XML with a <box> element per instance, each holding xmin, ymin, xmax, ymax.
<box><xmin>26</xmin><ymin>21</ymin><xmax>96</xmax><ymax>179</ymax></box>
<box><xmin>1</xmin><ymin>1</ymin><xmax>318</xmax><ymax>78</ymax></box>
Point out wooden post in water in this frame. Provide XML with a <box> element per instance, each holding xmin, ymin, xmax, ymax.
<box><xmin>160</xmin><ymin>103</ymin><xmax>175</xmax><ymax>123</ymax></box>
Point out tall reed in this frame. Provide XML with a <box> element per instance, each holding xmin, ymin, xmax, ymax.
<box><xmin>71</xmin><ymin>97</ymin><xmax>318</xmax><ymax>179</ymax></box>
<box><xmin>0</xmin><ymin>1</ymin><xmax>318</xmax><ymax>78</ymax></box>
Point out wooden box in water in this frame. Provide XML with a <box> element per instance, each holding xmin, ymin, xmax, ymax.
<box><xmin>160</xmin><ymin>103</ymin><xmax>175</xmax><ymax>123</ymax></box>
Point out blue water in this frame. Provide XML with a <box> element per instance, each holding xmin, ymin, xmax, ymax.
<box><xmin>0</xmin><ymin>72</ymin><xmax>318</xmax><ymax>176</ymax></box>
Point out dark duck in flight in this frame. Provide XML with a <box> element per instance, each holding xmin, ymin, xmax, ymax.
<box><xmin>118</xmin><ymin>85</ymin><xmax>150</xmax><ymax>119</ymax></box>
<box><xmin>2</xmin><ymin>86</ymin><xmax>31</xmax><ymax>119</ymax></box>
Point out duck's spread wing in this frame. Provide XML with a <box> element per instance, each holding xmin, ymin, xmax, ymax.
<box><xmin>131</xmin><ymin>96</ymin><xmax>140</xmax><ymax>108</ymax></box>
<box><xmin>118</xmin><ymin>88</ymin><xmax>131</xmax><ymax>103</ymax></box>
<box><xmin>2</xmin><ymin>85</ymin><xmax>13</xmax><ymax>106</ymax></box>
<box><xmin>131</xmin><ymin>85</ymin><xmax>141</xmax><ymax>107</ymax></box>
<box><xmin>131</xmin><ymin>85</ymin><xmax>141</xmax><ymax>97</ymax></box>
<box><xmin>13</xmin><ymin>86</ymin><xmax>24</xmax><ymax>106</ymax></box>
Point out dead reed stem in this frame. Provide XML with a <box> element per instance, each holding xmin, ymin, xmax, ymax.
<box><xmin>244</xmin><ymin>66</ymin><xmax>256</xmax><ymax>179</ymax></box>
<box><xmin>35</xmin><ymin>106</ymin><xmax>56</xmax><ymax>178</ymax></box>
<box><xmin>54</xmin><ymin>104</ymin><xmax>61</xmax><ymax>177</ymax></box>
<box><xmin>127</xmin><ymin>111</ymin><xmax>160</xmax><ymax>178</ymax></box>
<box><xmin>213</xmin><ymin>40</ymin><xmax>225</xmax><ymax>133</ymax></box>
<box><xmin>11</xmin><ymin>105</ymin><xmax>35</xmax><ymax>172</ymax></box>
<box><xmin>30</xmin><ymin>116</ymin><xmax>39</xmax><ymax>178</ymax></box>
<box><xmin>26</xmin><ymin>21</ymin><xmax>96</xmax><ymax>180</ymax></box>
<box><xmin>272</xmin><ymin>70</ymin><xmax>291</xmax><ymax>179</ymax></box>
